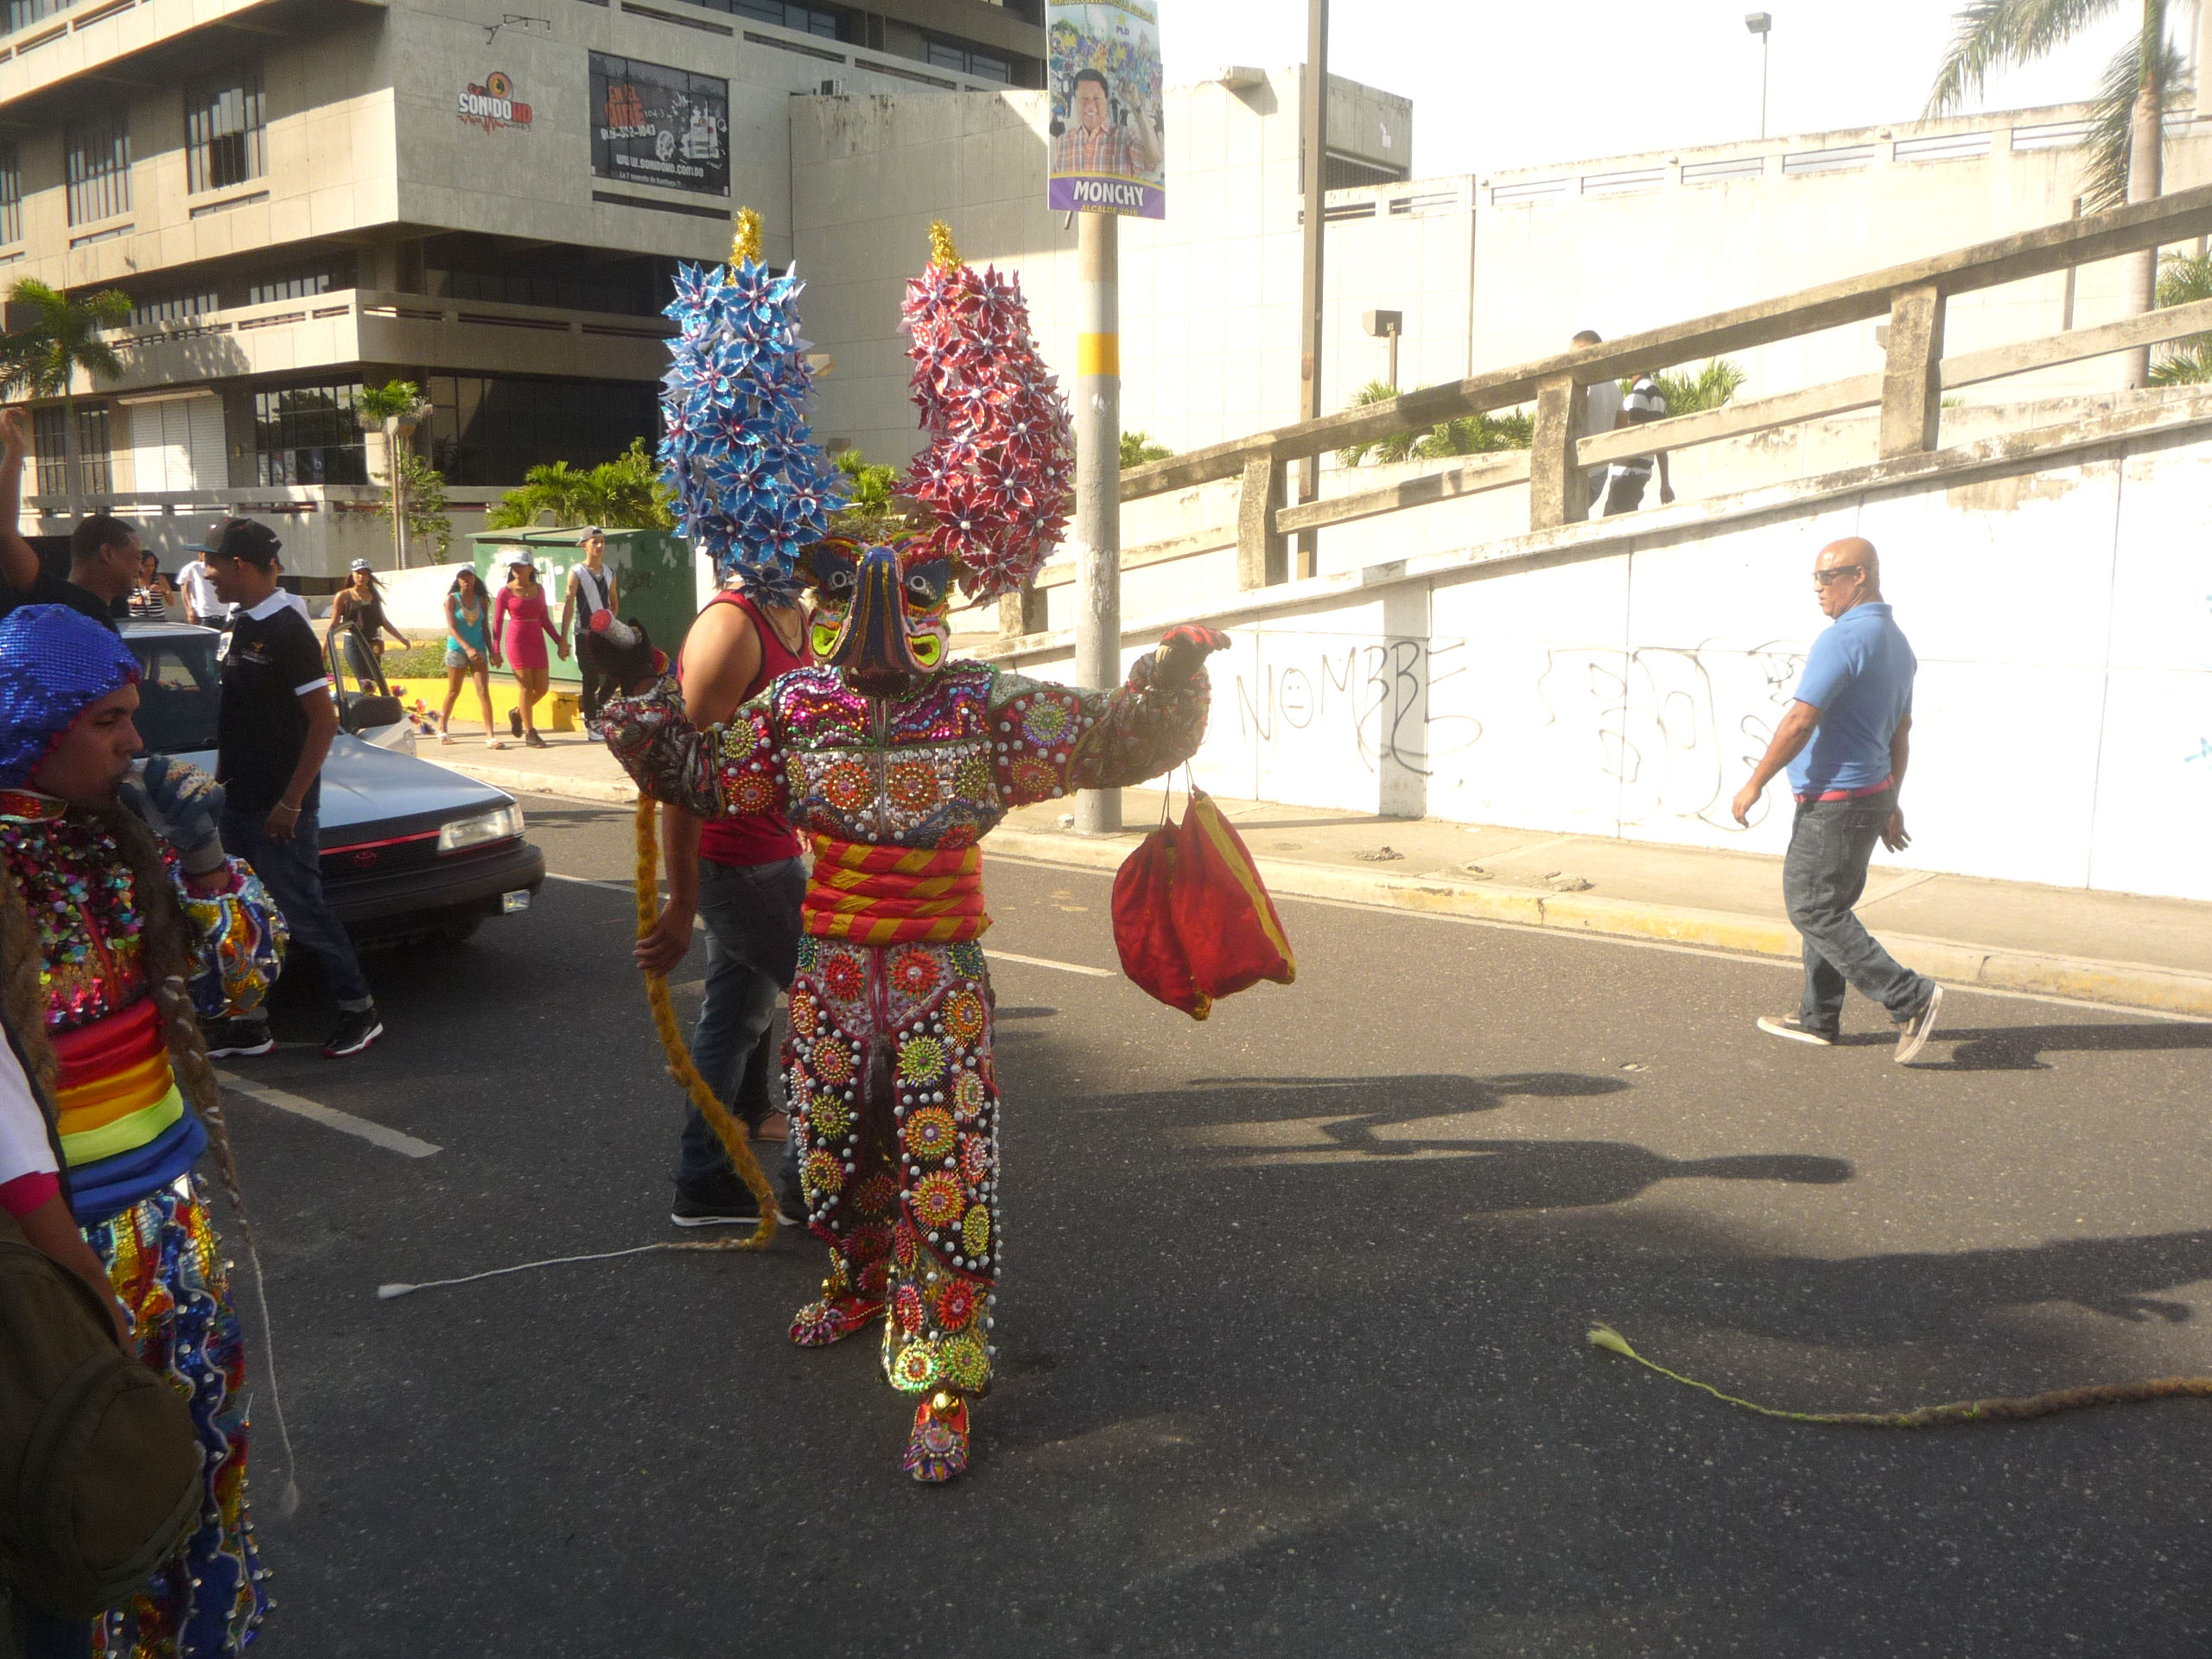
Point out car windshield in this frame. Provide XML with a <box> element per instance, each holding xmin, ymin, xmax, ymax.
<box><xmin>127</xmin><ymin>632</ymin><xmax>222</xmax><ymax>755</ymax></box>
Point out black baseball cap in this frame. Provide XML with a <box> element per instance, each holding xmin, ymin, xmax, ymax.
<box><xmin>200</xmin><ymin>518</ymin><xmax>283</xmax><ymax>569</ymax></box>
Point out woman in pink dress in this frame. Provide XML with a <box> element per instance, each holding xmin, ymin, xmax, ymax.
<box><xmin>493</xmin><ymin>552</ymin><xmax>566</xmax><ymax>747</ymax></box>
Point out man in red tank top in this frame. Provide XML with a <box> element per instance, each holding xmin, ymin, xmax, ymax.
<box><xmin>635</xmin><ymin>582</ymin><xmax>812</xmax><ymax>1225</ymax></box>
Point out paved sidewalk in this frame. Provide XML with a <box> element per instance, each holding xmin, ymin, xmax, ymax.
<box><xmin>430</xmin><ymin>734</ymin><xmax>2212</xmax><ymax>1018</ymax></box>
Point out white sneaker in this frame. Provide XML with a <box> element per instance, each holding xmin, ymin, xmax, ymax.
<box><xmin>1893</xmin><ymin>983</ymin><xmax>1944</xmax><ymax>1065</ymax></box>
<box><xmin>1757</xmin><ymin>1014</ymin><xmax>1838</xmax><ymax>1046</ymax></box>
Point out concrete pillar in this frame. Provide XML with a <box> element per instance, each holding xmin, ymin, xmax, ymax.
<box><xmin>1529</xmin><ymin>370</ymin><xmax>1585</xmax><ymax>530</ymax></box>
<box><xmin>1878</xmin><ymin>282</ymin><xmax>1946</xmax><ymax>458</ymax></box>
<box><xmin>1236</xmin><ymin>449</ymin><xmax>1287</xmax><ymax>588</ymax></box>
<box><xmin>1072</xmin><ymin>208</ymin><xmax>1121</xmax><ymax>835</ymax></box>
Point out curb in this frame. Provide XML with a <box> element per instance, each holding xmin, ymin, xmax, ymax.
<box><xmin>982</xmin><ymin>827</ymin><xmax>2212</xmax><ymax>1020</ymax></box>
<box><xmin>435</xmin><ymin>755</ymin><xmax>639</xmax><ymax>806</ymax></box>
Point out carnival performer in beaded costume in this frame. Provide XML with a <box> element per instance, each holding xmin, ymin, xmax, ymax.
<box><xmin>594</xmin><ymin>222</ymin><xmax>1227</xmax><ymax>1482</ymax></box>
<box><xmin>0</xmin><ymin>606</ymin><xmax>286</xmax><ymax>1656</ymax></box>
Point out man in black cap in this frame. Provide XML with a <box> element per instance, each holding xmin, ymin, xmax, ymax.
<box><xmin>201</xmin><ymin>518</ymin><xmax>385</xmax><ymax>1058</ymax></box>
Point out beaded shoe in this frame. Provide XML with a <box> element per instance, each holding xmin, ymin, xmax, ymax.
<box><xmin>787</xmin><ymin>1295</ymin><xmax>885</xmax><ymax>1348</ymax></box>
<box><xmin>903</xmin><ymin>1390</ymin><xmax>969</xmax><ymax>1484</ymax></box>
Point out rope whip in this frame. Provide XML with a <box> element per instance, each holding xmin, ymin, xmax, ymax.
<box><xmin>379</xmin><ymin>793</ymin><xmax>778</xmax><ymax>1300</ymax></box>
<box><xmin>1589</xmin><ymin>1323</ymin><xmax>2212</xmax><ymax>1426</ymax></box>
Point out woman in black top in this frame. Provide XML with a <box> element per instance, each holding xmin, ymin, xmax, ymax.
<box><xmin>330</xmin><ymin>560</ymin><xmax>410</xmax><ymax>661</ymax></box>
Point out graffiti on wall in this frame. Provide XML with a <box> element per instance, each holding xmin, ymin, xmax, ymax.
<box><xmin>1233</xmin><ymin>639</ymin><xmax>1484</xmax><ymax>777</ymax></box>
<box><xmin>1537</xmin><ymin>639</ymin><xmax>1807</xmax><ymax>830</ymax></box>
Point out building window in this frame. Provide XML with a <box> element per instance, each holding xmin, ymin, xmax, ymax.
<box><xmin>66</xmin><ymin>115</ymin><xmax>130</xmax><ymax>226</ymax></box>
<box><xmin>925</xmin><ymin>40</ymin><xmax>1008</xmax><ymax>81</ymax></box>
<box><xmin>427</xmin><ymin>374</ymin><xmax>658</xmax><ymax>486</ymax></box>
<box><xmin>127</xmin><ymin>290</ymin><xmax>219</xmax><ymax>328</ymax></box>
<box><xmin>424</xmin><ymin>238</ymin><xmax>675</xmax><ymax>317</ymax></box>
<box><xmin>254</xmin><ymin>384</ymin><xmax>366</xmax><ymax>485</ymax></box>
<box><xmin>186</xmin><ymin>63</ymin><xmax>266</xmax><ymax>194</ymax></box>
<box><xmin>4</xmin><ymin>0</ymin><xmax>72</xmax><ymax>35</ymax></box>
<box><xmin>720</xmin><ymin>0</ymin><xmax>838</xmax><ymax>35</ymax></box>
<box><xmin>32</xmin><ymin>404</ymin><xmax>112</xmax><ymax>497</ymax></box>
<box><xmin>247</xmin><ymin>267</ymin><xmax>340</xmax><ymax>307</ymax></box>
<box><xmin>0</xmin><ymin>144</ymin><xmax>19</xmax><ymax>245</ymax></box>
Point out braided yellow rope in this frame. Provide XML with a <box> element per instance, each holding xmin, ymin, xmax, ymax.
<box><xmin>1590</xmin><ymin>1324</ymin><xmax>2212</xmax><ymax>1427</ymax></box>
<box><xmin>636</xmin><ymin>794</ymin><xmax>777</xmax><ymax>1250</ymax></box>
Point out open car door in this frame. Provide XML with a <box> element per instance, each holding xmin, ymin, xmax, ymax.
<box><xmin>326</xmin><ymin>624</ymin><xmax>411</xmax><ymax>746</ymax></box>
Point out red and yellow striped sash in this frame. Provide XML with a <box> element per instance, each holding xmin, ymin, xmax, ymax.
<box><xmin>803</xmin><ymin>835</ymin><xmax>989</xmax><ymax>945</ymax></box>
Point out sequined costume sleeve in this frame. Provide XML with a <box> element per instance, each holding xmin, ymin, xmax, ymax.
<box><xmin>173</xmin><ymin>855</ymin><xmax>289</xmax><ymax>1023</ymax></box>
<box><xmin>987</xmin><ymin>652</ymin><xmax>1211</xmax><ymax>805</ymax></box>
<box><xmin>601</xmin><ymin>673</ymin><xmax>786</xmax><ymax>821</ymax></box>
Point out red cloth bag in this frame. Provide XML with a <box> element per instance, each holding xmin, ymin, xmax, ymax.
<box><xmin>1112</xmin><ymin>785</ymin><xmax>1295</xmax><ymax>1020</ymax></box>
<box><xmin>1111</xmin><ymin>816</ymin><xmax>1211</xmax><ymax>1020</ymax></box>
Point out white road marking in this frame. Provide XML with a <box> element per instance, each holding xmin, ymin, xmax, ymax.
<box><xmin>987</xmin><ymin>950</ymin><xmax>1115</xmax><ymax>979</ymax></box>
<box><xmin>546</xmin><ymin>872</ymin><xmax>640</xmax><ymax>893</ymax></box>
<box><xmin>216</xmin><ymin>1071</ymin><xmax>442</xmax><ymax>1159</ymax></box>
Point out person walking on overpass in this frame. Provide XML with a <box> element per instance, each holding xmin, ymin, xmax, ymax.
<box><xmin>1732</xmin><ymin>537</ymin><xmax>1943</xmax><ymax>1063</ymax></box>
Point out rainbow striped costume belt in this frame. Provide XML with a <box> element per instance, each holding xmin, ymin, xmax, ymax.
<box><xmin>53</xmin><ymin>998</ymin><xmax>206</xmax><ymax>1223</ymax></box>
<box><xmin>803</xmin><ymin>835</ymin><xmax>989</xmax><ymax>945</ymax></box>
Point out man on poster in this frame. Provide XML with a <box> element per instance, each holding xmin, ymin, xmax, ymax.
<box><xmin>1052</xmin><ymin>67</ymin><xmax>1160</xmax><ymax>181</ymax></box>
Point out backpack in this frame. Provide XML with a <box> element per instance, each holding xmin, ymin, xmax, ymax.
<box><xmin>0</xmin><ymin>1209</ymin><xmax>201</xmax><ymax>1618</ymax></box>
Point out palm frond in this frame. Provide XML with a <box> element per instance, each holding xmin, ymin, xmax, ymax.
<box><xmin>2077</xmin><ymin>35</ymin><xmax>2186</xmax><ymax>209</ymax></box>
<box><xmin>2148</xmin><ymin>339</ymin><xmax>2212</xmax><ymax>382</ymax></box>
<box><xmin>1336</xmin><ymin>379</ymin><xmax>1403</xmax><ymax>467</ymax></box>
<box><xmin>2157</xmin><ymin>248</ymin><xmax>2212</xmax><ymax>306</ymax></box>
<box><xmin>1927</xmin><ymin>0</ymin><xmax>2124</xmax><ymax>116</ymax></box>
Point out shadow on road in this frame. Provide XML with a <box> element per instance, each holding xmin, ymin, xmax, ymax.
<box><xmin>1103</xmin><ymin>1072</ymin><xmax>1852</xmax><ymax>1214</ymax></box>
<box><xmin>1919</xmin><ymin>1020</ymin><xmax>2212</xmax><ymax>1072</ymax></box>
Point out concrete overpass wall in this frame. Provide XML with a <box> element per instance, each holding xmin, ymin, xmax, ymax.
<box><xmin>998</xmin><ymin>397</ymin><xmax>2212</xmax><ymax>906</ymax></box>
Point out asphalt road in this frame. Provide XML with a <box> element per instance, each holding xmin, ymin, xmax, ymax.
<box><xmin>219</xmin><ymin>796</ymin><xmax>2212</xmax><ymax>1657</ymax></box>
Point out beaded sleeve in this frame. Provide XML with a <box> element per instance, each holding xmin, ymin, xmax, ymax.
<box><xmin>600</xmin><ymin>674</ymin><xmax>786</xmax><ymax>821</ymax></box>
<box><xmin>175</xmin><ymin>856</ymin><xmax>288</xmax><ymax>1021</ymax></box>
<box><xmin>986</xmin><ymin>653</ymin><xmax>1211</xmax><ymax>806</ymax></box>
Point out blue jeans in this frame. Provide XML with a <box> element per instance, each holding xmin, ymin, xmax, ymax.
<box><xmin>675</xmin><ymin>856</ymin><xmax>805</xmax><ymax>1193</ymax></box>
<box><xmin>1782</xmin><ymin>789</ymin><xmax>1932</xmax><ymax>1035</ymax></box>
<box><xmin>220</xmin><ymin>805</ymin><xmax>373</xmax><ymax>1010</ymax></box>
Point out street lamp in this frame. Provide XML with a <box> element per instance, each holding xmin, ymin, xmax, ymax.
<box><xmin>1362</xmin><ymin>309</ymin><xmax>1403</xmax><ymax>391</ymax></box>
<box><xmin>1745</xmin><ymin>12</ymin><xmax>1771</xmax><ymax>143</ymax></box>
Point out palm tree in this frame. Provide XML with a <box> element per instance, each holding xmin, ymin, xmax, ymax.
<box><xmin>0</xmin><ymin>278</ymin><xmax>130</xmax><ymax>520</ymax></box>
<box><xmin>354</xmin><ymin>378</ymin><xmax>432</xmax><ymax>566</ymax></box>
<box><xmin>2148</xmin><ymin>246</ymin><xmax>2212</xmax><ymax>380</ymax></box>
<box><xmin>1927</xmin><ymin>0</ymin><xmax>2190</xmax><ymax>387</ymax></box>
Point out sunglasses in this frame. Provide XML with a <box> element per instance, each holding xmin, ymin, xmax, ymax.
<box><xmin>1812</xmin><ymin>565</ymin><xmax>1865</xmax><ymax>587</ymax></box>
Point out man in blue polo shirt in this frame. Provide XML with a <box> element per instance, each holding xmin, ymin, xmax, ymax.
<box><xmin>1732</xmin><ymin>537</ymin><xmax>1942</xmax><ymax>1062</ymax></box>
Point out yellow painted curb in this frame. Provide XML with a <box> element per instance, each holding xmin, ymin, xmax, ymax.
<box><xmin>982</xmin><ymin>827</ymin><xmax>2212</xmax><ymax>1020</ymax></box>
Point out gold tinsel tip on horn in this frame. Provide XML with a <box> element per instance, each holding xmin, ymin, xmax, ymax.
<box><xmin>730</xmin><ymin>207</ymin><xmax>765</xmax><ymax>268</ymax></box>
<box><xmin>928</xmin><ymin>219</ymin><xmax>961</xmax><ymax>270</ymax></box>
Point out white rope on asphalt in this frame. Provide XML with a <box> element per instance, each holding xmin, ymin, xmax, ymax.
<box><xmin>378</xmin><ymin>1237</ymin><xmax>748</xmax><ymax>1300</ymax></box>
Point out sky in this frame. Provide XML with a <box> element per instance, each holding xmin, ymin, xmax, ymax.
<box><xmin>1157</xmin><ymin>2</ymin><xmax>2164</xmax><ymax>177</ymax></box>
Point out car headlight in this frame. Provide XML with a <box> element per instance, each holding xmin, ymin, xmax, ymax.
<box><xmin>437</xmin><ymin>803</ymin><xmax>524</xmax><ymax>854</ymax></box>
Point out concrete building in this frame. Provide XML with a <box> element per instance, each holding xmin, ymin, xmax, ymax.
<box><xmin>0</xmin><ymin>0</ymin><xmax>1043</xmax><ymax>577</ymax></box>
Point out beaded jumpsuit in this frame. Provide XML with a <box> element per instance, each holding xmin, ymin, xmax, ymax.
<box><xmin>1</xmin><ymin>795</ymin><xmax>284</xmax><ymax>1657</ymax></box>
<box><xmin>603</xmin><ymin>650</ymin><xmax>1208</xmax><ymax>1402</ymax></box>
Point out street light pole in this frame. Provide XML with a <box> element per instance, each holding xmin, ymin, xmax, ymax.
<box><xmin>1296</xmin><ymin>0</ymin><xmax>1328</xmax><ymax>581</ymax></box>
<box><xmin>1745</xmin><ymin>12</ymin><xmax>1772</xmax><ymax>142</ymax></box>
<box><xmin>1072</xmin><ymin>207</ymin><xmax>1122</xmax><ymax>835</ymax></box>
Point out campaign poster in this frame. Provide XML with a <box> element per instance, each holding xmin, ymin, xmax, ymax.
<box><xmin>589</xmin><ymin>53</ymin><xmax>729</xmax><ymax>196</ymax></box>
<box><xmin>1046</xmin><ymin>1</ymin><xmax>1165</xmax><ymax>219</ymax></box>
